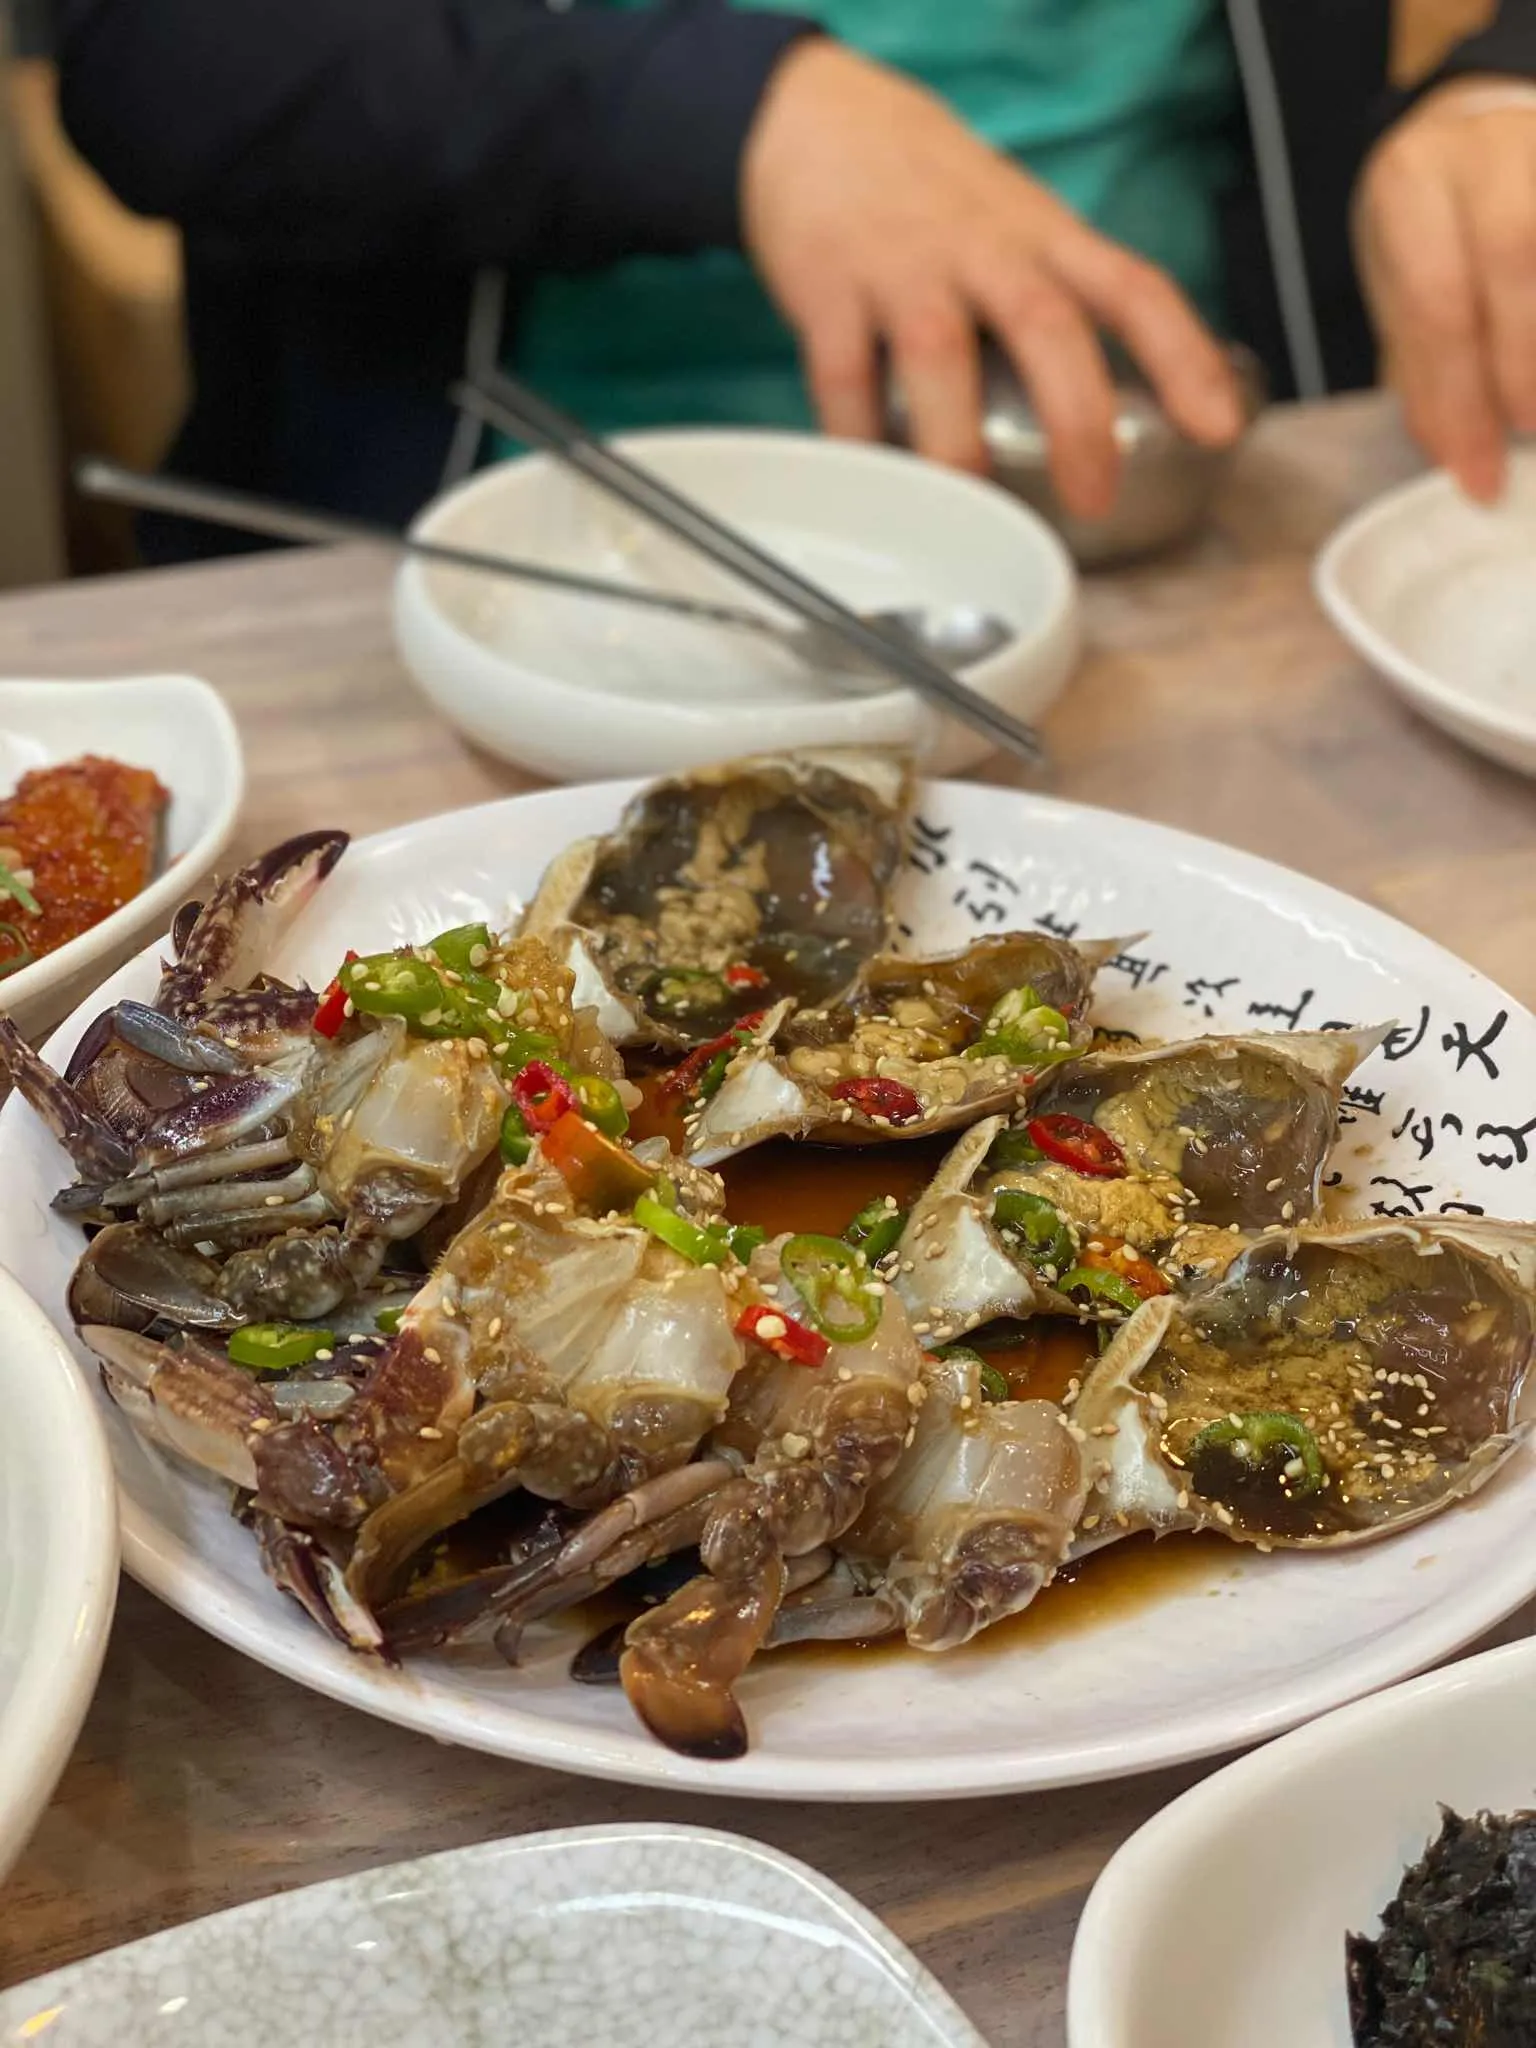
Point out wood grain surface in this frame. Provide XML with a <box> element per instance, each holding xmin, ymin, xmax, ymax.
<box><xmin>0</xmin><ymin>391</ymin><xmax>1532</xmax><ymax>2046</ymax></box>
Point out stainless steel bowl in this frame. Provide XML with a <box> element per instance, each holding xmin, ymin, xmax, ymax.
<box><xmin>888</xmin><ymin>340</ymin><xmax>1266</xmax><ymax>567</ymax></box>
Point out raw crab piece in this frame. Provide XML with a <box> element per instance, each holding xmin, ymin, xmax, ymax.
<box><xmin>889</xmin><ymin>1118</ymin><xmax>1085</xmax><ymax>1347</ymax></box>
<box><xmin>519</xmin><ymin>749</ymin><xmax>912</xmax><ymax>1048</ymax></box>
<box><xmin>617</xmin><ymin>1257</ymin><xmax>929</xmax><ymax>1759</ymax></box>
<box><xmin>1070</xmin><ymin>1217</ymin><xmax>1536</xmax><ymax>1549</ymax></box>
<box><xmin>683</xmin><ymin>932</ymin><xmax>1118</xmax><ymax>1164</ymax></box>
<box><xmin>891</xmin><ymin>1026</ymin><xmax>1392</xmax><ymax>1346</ymax></box>
<box><xmin>1024</xmin><ymin>1026</ymin><xmax>1390</xmax><ymax>1231</ymax></box>
<box><xmin>18</xmin><ymin>833</ymin><xmax>591</xmax><ymax>1324</ymax></box>
<box><xmin>834</xmin><ymin>1351</ymin><xmax>1089</xmax><ymax>1650</ymax></box>
<box><xmin>338</xmin><ymin>1151</ymin><xmax>747</xmax><ymax>1611</ymax></box>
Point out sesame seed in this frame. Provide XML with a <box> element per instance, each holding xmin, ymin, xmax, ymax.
<box><xmin>487</xmin><ymin>1316</ymin><xmax>503</xmax><ymax>1341</ymax></box>
<box><xmin>1265</xmin><ymin>1176</ymin><xmax>1284</xmax><ymax>1193</ymax></box>
<box><xmin>423</xmin><ymin>1346</ymin><xmax>441</xmax><ymax>1364</ymax></box>
<box><xmin>263</xmin><ymin>1193</ymin><xmax>285</xmax><ymax>1208</ymax></box>
<box><xmin>419</xmin><ymin>1425</ymin><xmax>443</xmax><ymax>1441</ymax></box>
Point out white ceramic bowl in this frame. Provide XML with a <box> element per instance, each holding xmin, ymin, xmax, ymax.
<box><xmin>1315</xmin><ymin>446</ymin><xmax>1536</xmax><ymax>778</ymax></box>
<box><xmin>1068</xmin><ymin>1633</ymin><xmax>1536</xmax><ymax>2048</ymax></box>
<box><xmin>393</xmin><ymin>430</ymin><xmax>1079</xmax><ymax>780</ymax></box>
<box><xmin>0</xmin><ymin>1263</ymin><xmax>117</xmax><ymax>1883</ymax></box>
<box><xmin>0</xmin><ymin>675</ymin><xmax>244</xmax><ymax>1034</ymax></box>
<box><xmin>0</xmin><ymin>1823</ymin><xmax>984</xmax><ymax>2047</ymax></box>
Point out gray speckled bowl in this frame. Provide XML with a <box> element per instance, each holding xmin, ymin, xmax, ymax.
<box><xmin>0</xmin><ymin>1825</ymin><xmax>986</xmax><ymax>2048</ymax></box>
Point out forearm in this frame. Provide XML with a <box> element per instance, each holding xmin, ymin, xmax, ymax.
<box><xmin>54</xmin><ymin>0</ymin><xmax>817</xmax><ymax>269</ymax></box>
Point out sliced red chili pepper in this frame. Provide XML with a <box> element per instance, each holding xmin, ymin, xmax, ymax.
<box><xmin>723</xmin><ymin>962</ymin><xmax>770</xmax><ymax>991</ymax></box>
<box><xmin>311</xmin><ymin>951</ymin><xmax>360</xmax><ymax>1039</ymax></box>
<box><xmin>541</xmin><ymin>1110</ymin><xmax>653</xmax><ymax>1212</ymax></box>
<box><xmin>1026</xmin><ymin>1112</ymin><xmax>1126</xmax><ymax>1179</ymax></box>
<box><xmin>829</xmin><ymin>1076</ymin><xmax>924</xmax><ymax>1126</ymax></box>
<box><xmin>655</xmin><ymin>1011</ymin><xmax>768</xmax><ymax>1108</ymax></box>
<box><xmin>734</xmin><ymin>1301</ymin><xmax>830</xmax><ymax>1368</ymax></box>
<box><xmin>512</xmin><ymin>1058</ymin><xmax>577</xmax><ymax>1134</ymax></box>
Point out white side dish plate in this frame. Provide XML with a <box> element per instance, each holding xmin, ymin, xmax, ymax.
<box><xmin>0</xmin><ymin>675</ymin><xmax>244</xmax><ymax>1034</ymax></box>
<box><xmin>0</xmin><ymin>1265</ymin><xmax>118</xmax><ymax>1882</ymax></box>
<box><xmin>1315</xmin><ymin>448</ymin><xmax>1536</xmax><ymax>778</ymax></box>
<box><xmin>1069</xmin><ymin>1633</ymin><xmax>1536</xmax><ymax>2048</ymax></box>
<box><xmin>0</xmin><ymin>1823</ymin><xmax>984</xmax><ymax>2048</ymax></box>
<box><xmin>0</xmin><ymin>778</ymin><xmax>1533</xmax><ymax>1800</ymax></box>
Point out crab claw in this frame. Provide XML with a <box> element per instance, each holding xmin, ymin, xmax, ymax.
<box><xmin>66</xmin><ymin>1222</ymin><xmax>234</xmax><ymax>1331</ymax></box>
<box><xmin>619</xmin><ymin>1560</ymin><xmax>787</xmax><ymax>1762</ymax></box>
<box><xmin>250</xmin><ymin>1510</ymin><xmax>384</xmax><ymax>1653</ymax></box>
<box><xmin>0</xmin><ymin>1016</ymin><xmax>133</xmax><ymax>1181</ymax></box>
<box><xmin>157</xmin><ymin>829</ymin><xmax>348</xmax><ymax>1019</ymax></box>
<box><xmin>82</xmin><ymin>1323</ymin><xmax>271</xmax><ymax>1490</ymax></box>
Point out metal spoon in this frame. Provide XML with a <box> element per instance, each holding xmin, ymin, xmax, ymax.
<box><xmin>76</xmin><ymin>459</ymin><xmax>1016</xmax><ymax>680</ymax></box>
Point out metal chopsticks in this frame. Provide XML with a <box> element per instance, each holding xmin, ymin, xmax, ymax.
<box><xmin>451</xmin><ymin>369</ymin><xmax>1048</xmax><ymax>771</ymax></box>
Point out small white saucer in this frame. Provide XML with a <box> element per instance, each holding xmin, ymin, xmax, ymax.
<box><xmin>1315</xmin><ymin>446</ymin><xmax>1536</xmax><ymax>777</ymax></box>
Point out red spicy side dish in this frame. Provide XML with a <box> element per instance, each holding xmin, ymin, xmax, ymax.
<box><xmin>0</xmin><ymin>754</ymin><xmax>170</xmax><ymax>980</ymax></box>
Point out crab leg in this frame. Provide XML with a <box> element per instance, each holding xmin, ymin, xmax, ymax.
<box><xmin>0</xmin><ymin>1016</ymin><xmax>133</xmax><ymax>1181</ymax></box>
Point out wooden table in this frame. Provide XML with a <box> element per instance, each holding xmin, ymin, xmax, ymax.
<box><xmin>1</xmin><ymin>392</ymin><xmax>1533</xmax><ymax>2044</ymax></box>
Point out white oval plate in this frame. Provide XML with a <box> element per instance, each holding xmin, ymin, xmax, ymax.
<box><xmin>1068</xmin><ymin>1633</ymin><xmax>1536</xmax><ymax>2048</ymax></box>
<box><xmin>0</xmin><ymin>676</ymin><xmax>244</xmax><ymax>1035</ymax></box>
<box><xmin>1315</xmin><ymin>447</ymin><xmax>1536</xmax><ymax>778</ymax></box>
<box><xmin>0</xmin><ymin>1822</ymin><xmax>983</xmax><ymax>2047</ymax></box>
<box><xmin>1</xmin><ymin>779</ymin><xmax>1534</xmax><ymax>1800</ymax></box>
<box><xmin>0</xmin><ymin>1264</ymin><xmax>118</xmax><ymax>1882</ymax></box>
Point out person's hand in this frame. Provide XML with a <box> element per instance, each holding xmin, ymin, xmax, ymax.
<box><xmin>740</xmin><ymin>39</ymin><xmax>1243</xmax><ymax>517</ymax></box>
<box><xmin>1356</xmin><ymin>77</ymin><xmax>1536</xmax><ymax>500</ymax></box>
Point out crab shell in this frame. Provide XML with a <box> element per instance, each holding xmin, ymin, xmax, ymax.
<box><xmin>1026</xmin><ymin>1025</ymin><xmax>1392</xmax><ymax>1233</ymax></box>
<box><xmin>1069</xmin><ymin>1217</ymin><xmax>1536</xmax><ymax>1551</ymax></box>
<box><xmin>683</xmin><ymin>932</ymin><xmax>1122</xmax><ymax>1164</ymax></box>
<box><xmin>517</xmin><ymin>749</ymin><xmax>913</xmax><ymax>1049</ymax></box>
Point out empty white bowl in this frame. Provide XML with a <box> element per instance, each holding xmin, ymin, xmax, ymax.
<box><xmin>393</xmin><ymin>430</ymin><xmax>1079</xmax><ymax>780</ymax></box>
<box><xmin>1068</xmin><ymin>1634</ymin><xmax>1536</xmax><ymax>2048</ymax></box>
<box><xmin>0</xmin><ymin>675</ymin><xmax>244</xmax><ymax>1034</ymax></box>
<box><xmin>1315</xmin><ymin>447</ymin><xmax>1536</xmax><ymax>778</ymax></box>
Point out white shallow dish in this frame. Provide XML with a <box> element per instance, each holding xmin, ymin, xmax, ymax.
<box><xmin>0</xmin><ymin>1822</ymin><xmax>983</xmax><ymax>2047</ymax></box>
<box><xmin>0</xmin><ymin>675</ymin><xmax>244</xmax><ymax>1034</ymax></box>
<box><xmin>1315</xmin><ymin>446</ymin><xmax>1536</xmax><ymax>777</ymax></box>
<box><xmin>1069</xmin><ymin>1633</ymin><xmax>1536</xmax><ymax>2048</ymax></box>
<box><xmin>394</xmin><ymin>430</ymin><xmax>1079</xmax><ymax>780</ymax></box>
<box><xmin>2</xmin><ymin>778</ymin><xmax>1536</xmax><ymax>1801</ymax></box>
<box><xmin>0</xmin><ymin>1264</ymin><xmax>118</xmax><ymax>1883</ymax></box>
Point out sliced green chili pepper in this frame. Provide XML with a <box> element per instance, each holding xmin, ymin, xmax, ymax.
<box><xmin>633</xmin><ymin>1191</ymin><xmax>728</xmax><ymax>1266</ymax></box>
<box><xmin>979</xmin><ymin>1361</ymin><xmax>1010</xmax><ymax>1402</ymax></box>
<box><xmin>844</xmin><ymin>1196</ymin><xmax>906</xmax><ymax>1265</ymax></box>
<box><xmin>986</xmin><ymin>1126</ymin><xmax>1046</xmax><ymax>1171</ymax></box>
<box><xmin>1059</xmin><ymin>1264</ymin><xmax>1141</xmax><ymax>1315</ymax></box>
<box><xmin>968</xmin><ymin>984</ymin><xmax>1074</xmax><ymax>1065</ymax></box>
<box><xmin>572</xmin><ymin>1073</ymin><xmax>629</xmax><ymax>1139</ymax></box>
<box><xmin>991</xmin><ymin>1188</ymin><xmax>1075</xmax><ymax>1274</ymax></box>
<box><xmin>780</xmin><ymin>1232</ymin><xmax>883</xmax><ymax>1344</ymax></box>
<box><xmin>228</xmin><ymin>1322</ymin><xmax>336</xmax><ymax>1372</ymax></box>
<box><xmin>645</xmin><ymin>967</ymin><xmax>731</xmax><ymax>1022</ymax></box>
<box><xmin>499</xmin><ymin>1103</ymin><xmax>532</xmax><ymax>1166</ymax></box>
<box><xmin>339</xmin><ymin>952</ymin><xmax>448</xmax><ymax>1023</ymax></box>
<box><xmin>375</xmin><ymin>1307</ymin><xmax>404</xmax><ymax>1335</ymax></box>
<box><xmin>1190</xmin><ymin>1410</ymin><xmax>1326</xmax><ymax>1497</ymax></box>
<box><xmin>427</xmin><ymin>921</ymin><xmax>494</xmax><ymax>977</ymax></box>
<box><xmin>723</xmin><ymin>1222</ymin><xmax>767</xmax><ymax>1264</ymax></box>
<box><xmin>0</xmin><ymin>858</ymin><xmax>40</xmax><ymax>917</ymax></box>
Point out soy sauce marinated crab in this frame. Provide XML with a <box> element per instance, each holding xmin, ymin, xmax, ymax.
<box><xmin>889</xmin><ymin>1026</ymin><xmax>1391</xmax><ymax>1348</ymax></box>
<box><xmin>675</xmin><ymin>930</ymin><xmax>1117</xmax><ymax>1163</ymax></box>
<box><xmin>3</xmin><ymin>833</ymin><xmax>624</xmax><ymax>1328</ymax></box>
<box><xmin>81</xmin><ymin>1124</ymin><xmax>758</xmax><ymax>1647</ymax></box>
<box><xmin>784</xmin><ymin>1347</ymin><xmax>1089</xmax><ymax>1652</ymax></box>
<box><xmin>1069</xmin><ymin>1217</ymin><xmax>1536</xmax><ymax>1549</ymax></box>
<box><xmin>519</xmin><ymin>749</ymin><xmax>912</xmax><ymax>1049</ymax></box>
